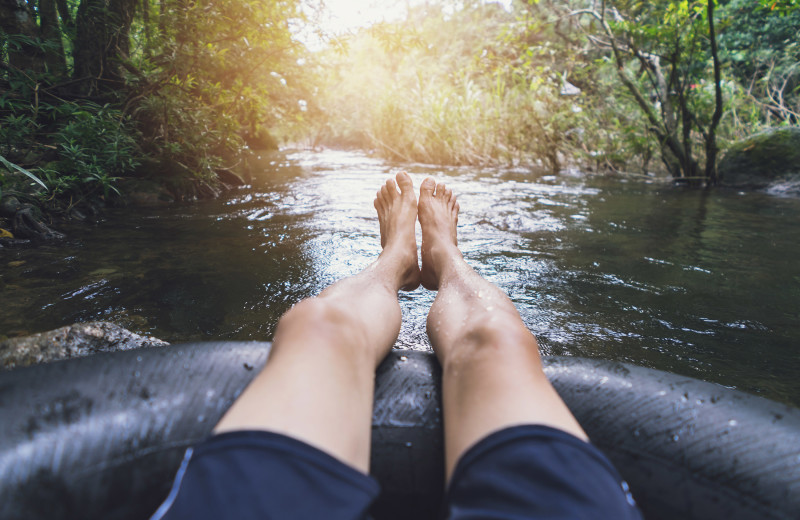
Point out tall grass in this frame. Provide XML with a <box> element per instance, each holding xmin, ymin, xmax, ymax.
<box><xmin>313</xmin><ymin>19</ymin><xmax>585</xmax><ymax>172</ymax></box>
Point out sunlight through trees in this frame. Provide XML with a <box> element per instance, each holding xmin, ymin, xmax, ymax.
<box><xmin>1</xmin><ymin>0</ymin><xmax>798</xmax><ymax>217</ymax></box>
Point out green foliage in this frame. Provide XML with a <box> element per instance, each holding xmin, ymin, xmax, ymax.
<box><xmin>0</xmin><ymin>113</ymin><xmax>38</xmax><ymax>151</ymax></box>
<box><xmin>310</xmin><ymin>0</ymin><xmax>705</xmax><ymax>174</ymax></box>
<box><xmin>313</xmin><ymin>2</ymin><xmax>587</xmax><ymax>169</ymax></box>
<box><xmin>758</xmin><ymin>0</ymin><xmax>800</xmax><ymax>13</ymax></box>
<box><xmin>0</xmin><ymin>60</ymin><xmax>141</xmax><ymax>205</ymax></box>
<box><xmin>1</xmin><ymin>0</ymin><xmax>797</xmax><ymax>207</ymax></box>
<box><xmin>126</xmin><ymin>0</ymin><xmax>311</xmax><ymax>179</ymax></box>
<box><xmin>719</xmin><ymin>0</ymin><xmax>800</xmax><ymax>124</ymax></box>
<box><xmin>308</xmin><ymin>0</ymin><xmax>795</xmax><ymax>179</ymax></box>
<box><xmin>45</xmin><ymin>103</ymin><xmax>140</xmax><ymax>199</ymax></box>
<box><xmin>0</xmin><ymin>155</ymin><xmax>48</xmax><ymax>189</ymax></box>
<box><xmin>1</xmin><ymin>0</ymin><xmax>313</xmax><ymax>211</ymax></box>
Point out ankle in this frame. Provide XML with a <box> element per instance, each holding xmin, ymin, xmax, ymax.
<box><xmin>372</xmin><ymin>254</ymin><xmax>420</xmax><ymax>291</ymax></box>
<box><xmin>431</xmin><ymin>242</ymin><xmax>462</xmax><ymax>271</ymax></box>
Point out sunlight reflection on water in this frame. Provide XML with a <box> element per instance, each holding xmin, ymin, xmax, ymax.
<box><xmin>2</xmin><ymin>149</ymin><xmax>799</xmax><ymax>406</ymax></box>
<box><xmin>280</xmin><ymin>150</ymin><xmax>610</xmax><ymax>360</ymax></box>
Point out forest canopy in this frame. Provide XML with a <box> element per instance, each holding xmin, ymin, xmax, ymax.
<box><xmin>1</xmin><ymin>0</ymin><xmax>798</xmax><ymax>222</ymax></box>
<box><xmin>1</xmin><ymin>0</ymin><xmax>311</xmax><ymax>213</ymax></box>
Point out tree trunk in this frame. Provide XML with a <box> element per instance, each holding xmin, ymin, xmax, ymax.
<box><xmin>0</xmin><ymin>0</ymin><xmax>45</xmax><ymax>72</ymax></box>
<box><xmin>142</xmin><ymin>0</ymin><xmax>151</xmax><ymax>52</ymax></box>
<box><xmin>110</xmin><ymin>0</ymin><xmax>136</xmax><ymax>58</ymax></box>
<box><xmin>588</xmin><ymin>8</ymin><xmax>694</xmax><ymax>179</ymax></box>
<box><xmin>704</xmin><ymin>0</ymin><xmax>723</xmax><ymax>185</ymax></box>
<box><xmin>158</xmin><ymin>0</ymin><xmax>166</xmax><ymax>37</ymax></box>
<box><xmin>73</xmin><ymin>0</ymin><xmax>106</xmax><ymax>93</ymax></box>
<box><xmin>56</xmin><ymin>0</ymin><xmax>74</xmax><ymax>30</ymax></box>
<box><xmin>38</xmin><ymin>0</ymin><xmax>67</xmax><ymax>75</ymax></box>
<box><xmin>73</xmin><ymin>0</ymin><xmax>137</xmax><ymax>94</ymax></box>
<box><xmin>659</xmin><ymin>142</ymin><xmax>683</xmax><ymax>179</ymax></box>
<box><xmin>574</xmin><ymin>5</ymin><xmax>717</xmax><ymax>183</ymax></box>
<box><xmin>678</xmin><ymin>92</ymin><xmax>701</xmax><ymax>181</ymax></box>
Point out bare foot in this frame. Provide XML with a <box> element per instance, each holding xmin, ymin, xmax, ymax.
<box><xmin>374</xmin><ymin>172</ymin><xmax>421</xmax><ymax>291</ymax></box>
<box><xmin>418</xmin><ymin>178</ymin><xmax>460</xmax><ymax>290</ymax></box>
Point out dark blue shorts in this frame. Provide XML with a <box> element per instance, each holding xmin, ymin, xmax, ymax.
<box><xmin>151</xmin><ymin>425</ymin><xmax>642</xmax><ymax>520</ymax></box>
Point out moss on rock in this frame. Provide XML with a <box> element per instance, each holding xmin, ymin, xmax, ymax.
<box><xmin>719</xmin><ymin>127</ymin><xmax>800</xmax><ymax>188</ymax></box>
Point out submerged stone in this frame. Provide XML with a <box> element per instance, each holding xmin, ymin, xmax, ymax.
<box><xmin>718</xmin><ymin>127</ymin><xmax>800</xmax><ymax>189</ymax></box>
<box><xmin>88</xmin><ymin>267</ymin><xmax>118</xmax><ymax>277</ymax></box>
<box><xmin>117</xmin><ymin>178</ymin><xmax>176</xmax><ymax>206</ymax></box>
<box><xmin>0</xmin><ymin>321</ymin><xmax>169</xmax><ymax>370</ymax></box>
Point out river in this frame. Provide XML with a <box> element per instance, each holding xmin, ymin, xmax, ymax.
<box><xmin>2</xmin><ymin>149</ymin><xmax>799</xmax><ymax>406</ymax></box>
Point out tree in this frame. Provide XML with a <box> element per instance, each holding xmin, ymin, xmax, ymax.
<box><xmin>571</xmin><ymin>0</ymin><xmax>723</xmax><ymax>183</ymax></box>
<box><xmin>39</xmin><ymin>0</ymin><xmax>68</xmax><ymax>74</ymax></box>
<box><xmin>0</xmin><ymin>0</ymin><xmax>47</xmax><ymax>72</ymax></box>
<box><xmin>73</xmin><ymin>0</ymin><xmax>137</xmax><ymax>94</ymax></box>
<box><xmin>1</xmin><ymin>0</ymin><xmax>313</xmax><ymax>214</ymax></box>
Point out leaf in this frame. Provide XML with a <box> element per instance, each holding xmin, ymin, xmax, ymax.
<box><xmin>0</xmin><ymin>155</ymin><xmax>48</xmax><ymax>190</ymax></box>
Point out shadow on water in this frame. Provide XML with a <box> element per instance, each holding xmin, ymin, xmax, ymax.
<box><xmin>1</xmin><ymin>149</ymin><xmax>799</xmax><ymax>407</ymax></box>
<box><xmin>1</xmin><ymin>155</ymin><xmax>316</xmax><ymax>342</ymax></box>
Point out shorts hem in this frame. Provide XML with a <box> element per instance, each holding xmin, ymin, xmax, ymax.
<box><xmin>448</xmin><ymin>424</ymin><xmax>622</xmax><ymax>492</ymax></box>
<box><xmin>195</xmin><ymin>430</ymin><xmax>380</xmax><ymax>496</ymax></box>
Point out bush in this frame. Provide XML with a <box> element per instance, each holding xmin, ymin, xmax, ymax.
<box><xmin>43</xmin><ymin>103</ymin><xmax>140</xmax><ymax>200</ymax></box>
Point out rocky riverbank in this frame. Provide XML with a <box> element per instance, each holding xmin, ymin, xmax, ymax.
<box><xmin>0</xmin><ymin>321</ymin><xmax>169</xmax><ymax>370</ymax></box>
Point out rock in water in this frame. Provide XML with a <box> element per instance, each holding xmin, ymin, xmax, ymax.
<box><xmin>718</xmin><ymin>127</ymin><xmax>800</xmax><ymax>189</ymax></box>
<box><xmin>0</xmin><ymin>322</ymin><xmax>169</xmax><ymax>370</ymax></box>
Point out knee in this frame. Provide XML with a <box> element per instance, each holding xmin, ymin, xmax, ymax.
<box><xmin>278</xmin><ymin>297</ymin><xmax>351</xmax><ymax>336</ymax></box>
<box><xmin>275</xmin><ymin>297</ymin><xmax>364</xmax><ymax>349</ymax></box>
<box><xmin>446</xmin><ymin>314</ymin><xmax>540</xmax><ymax>369</ymax></box>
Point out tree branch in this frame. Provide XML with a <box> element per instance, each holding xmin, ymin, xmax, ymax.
<box><xmin>571</xmin><ymin>4</ymin><xmax>690</xmax><ymax>177</ymax></box>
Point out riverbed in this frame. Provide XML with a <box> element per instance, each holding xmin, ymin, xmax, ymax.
<box><xmin>2</xmin><ymin>149</ymin><xmax>799</xmax><ymax>406</ymax></box>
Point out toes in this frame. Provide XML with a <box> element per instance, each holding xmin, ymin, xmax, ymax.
<box><xmin>376</xmin><ymin>191</ymin><xmax>387</xmax><ymax>213</ymax></box>
<box><xmin>396</xmin><ymin>171</ymin><xmax>414</xmax><ymax>195</ymax></box>
<box><xmin>435</xmin><ymin>183</ymin><xmax>447</xmax><ymax>198</ymax></box>
<box><xmin>385</xmin><ymin>179</ymin><xmax>399</xmax><ymax>199</ymax></box>
<box><xmin>420</xmin><ymin>178</ymin><xmax>435</xmax><ymax>199</ymax></box>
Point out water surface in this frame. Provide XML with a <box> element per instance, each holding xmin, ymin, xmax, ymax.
<box><xmin>2</xmin><ymin>150</ymin><xmax>799</xmax><ymax>406</ymax></box>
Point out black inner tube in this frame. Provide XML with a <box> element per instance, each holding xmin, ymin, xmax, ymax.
<box><xmin>0</xmin><ymin>342</ymin><xmax>798</xmax><ymax>520</ymax></box>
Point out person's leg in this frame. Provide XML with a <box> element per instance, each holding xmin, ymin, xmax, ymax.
<box><xmin>417</xmin><ymin>178</ymin><xmax>587</xmax><ymax>481</ymax></box>
<box><xmin>214</xmin><ymin>171</ymin><xmax>420</xmax><ymax>473</ymax></box>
